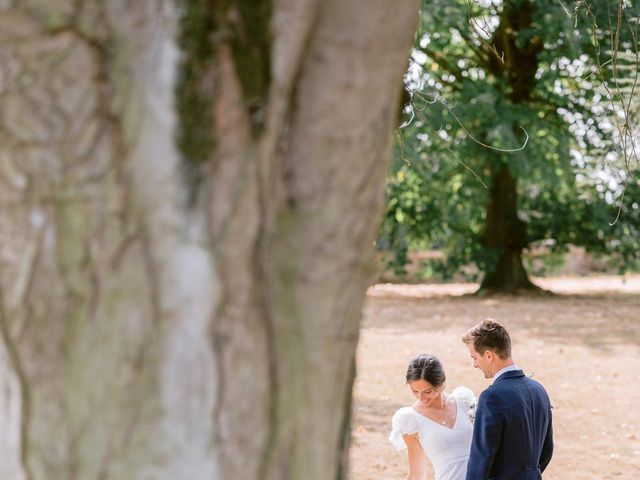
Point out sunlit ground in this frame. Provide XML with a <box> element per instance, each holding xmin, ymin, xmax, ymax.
<box><xmin>349</xmin><ymin>275</ymin><xmax>640</xmax><ymax>479</ymax></box>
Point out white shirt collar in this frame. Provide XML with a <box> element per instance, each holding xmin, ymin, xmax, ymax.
<box><xmin>493</xmin><ymin>364</ymin><xmax>519</xmax><ymax>382</ymax></box>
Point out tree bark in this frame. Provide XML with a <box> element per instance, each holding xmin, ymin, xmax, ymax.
<box><xmin>479</xmin><ymin>161</ymin><xmax>539</xmax><ymax>293</ymax></box>
<box><xmin>0</xmin><ymin>1</ymin><xmax>418</xmax><ymax>479</ymax></box>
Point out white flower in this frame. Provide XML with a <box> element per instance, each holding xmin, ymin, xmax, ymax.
<box><xmin>467</xmin><ymin>400</ymin><xmax>477</xmax><ymax>425</ymax></box>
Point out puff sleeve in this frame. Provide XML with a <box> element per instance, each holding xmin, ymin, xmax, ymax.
<box><xmin>452</xmin><ymin>386</ymin><xmax>476</xmax><ymax>408</ymax></box>
<box><xmin>389</xmin><ymin>407</ymin><xmax>419</xmax><ymax>451</ymax></box>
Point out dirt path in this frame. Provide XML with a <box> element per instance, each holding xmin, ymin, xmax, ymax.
<box><xmin>349</xmin><ymin>275</ymin><xmax>640</xmax><ymax>479</ymax></box>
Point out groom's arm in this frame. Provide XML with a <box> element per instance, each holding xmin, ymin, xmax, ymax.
<box><xmin>465</xmin><ymin>390</ymin><xmax>503</xmax><ymax>480</ymax></box>
<box><xmin>539</xmin><ymin>407</ymin><xmax>554</xmax><ymax>472</ymax></box>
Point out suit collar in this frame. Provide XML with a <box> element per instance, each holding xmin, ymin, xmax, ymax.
<box><xmin>493</xmin><ymin>369</ymin><xmax>525</xmax><ymax>383</ymax></box>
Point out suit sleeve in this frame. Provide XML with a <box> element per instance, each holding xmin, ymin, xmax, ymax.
<box><xmin>465</xmin><ymin>390</ymin><xmax>503</xmax><ymax>480</ymax></box>
<box><xmin>539</xmin><ymin>406</ymin><xmax>554</xmax><ymax>472</ymax></box>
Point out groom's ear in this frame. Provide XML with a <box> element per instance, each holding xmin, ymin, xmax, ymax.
<box><xmin>485</xmin><ymin>350</ymin><xmax>495</xmax><ymax>362</ymax></box>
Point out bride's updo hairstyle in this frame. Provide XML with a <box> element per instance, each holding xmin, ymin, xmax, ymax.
<box><xmin>406</xmin><ymin>354</ymin><xmax>446</xmax><ymax>387</ymax></box>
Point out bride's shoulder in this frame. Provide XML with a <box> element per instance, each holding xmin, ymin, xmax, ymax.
<box><xmin>391</xmin><ymin>406</ymin><xmax>416</xmax><ymax>421</ymax></box>
<box><xmin>391</xmin><ymin>406</ymin><xmax>419</xmax><ymax>430</ymax></box>
<box><xmin>390</xmin><ymin>406</ymin><xmax>419</xmax><ymax>451</ymax></box>
<box><xmin>451</xmin><ymin>386</ymin><xmax>476</xmax><ymax>405</ymax></box>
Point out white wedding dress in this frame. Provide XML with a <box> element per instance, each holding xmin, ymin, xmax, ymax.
<box><xmin>389</xmin><ymin>386</ymin><xmax>476</xmax><ymax>480</ymax></box>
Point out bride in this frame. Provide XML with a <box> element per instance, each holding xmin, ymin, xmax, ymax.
<box><xmin>389</xmin><ymin>354</ymin><xmax>476</xmax><ymax>480</ymax></box>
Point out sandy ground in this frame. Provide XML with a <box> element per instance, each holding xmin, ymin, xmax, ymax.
<box><xmin>349</xmin><ymin>275</ymin><xmax>640</xmax><ymax>479</ymax></box>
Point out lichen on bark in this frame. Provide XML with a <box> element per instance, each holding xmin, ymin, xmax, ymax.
<box><xmin>222</xmin><ymin>0</ymin><xmax>272</xmax><ymax>131</ymax></box>
<box><xmin>175</xmin><ymin>0</ymin><xmax>272</xmax><ymax>203</ymax></box>
<box><xmin>175</xmin><ymin>0</ymin><xmax>219</xmax><ymax>202</ymax></box>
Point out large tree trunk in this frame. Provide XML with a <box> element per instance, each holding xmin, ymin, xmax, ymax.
<box><xmin>0</xmin><ymin>1</ymin><xmax>417</xmax><ymax>479</ymax></box>
<box><xmin>479</xmin><ymin>162</ymin><xmax>539</xmax><ymax>293</ymax></box>
<box><xmin>478</xmin><ymin>0</ymin><xmax>543</xmax><ymax>294</ymax></box>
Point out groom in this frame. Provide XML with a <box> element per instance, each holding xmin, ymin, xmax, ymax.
<box><xmin>462</xmin><ymin>319</ymin><xmax>553</xmax><ymax>479</ymax></box>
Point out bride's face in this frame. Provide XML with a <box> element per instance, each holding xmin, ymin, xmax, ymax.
<box><xmin>409</xmin><ymin>379</ymin><xmax>443</xmax><ymax>407</ymax></box>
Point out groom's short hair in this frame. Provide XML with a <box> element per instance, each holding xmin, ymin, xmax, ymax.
<box><xmin>462</xmin><ymin>318</ymin><xmax>511</xmax><ymax>360</ymax></box>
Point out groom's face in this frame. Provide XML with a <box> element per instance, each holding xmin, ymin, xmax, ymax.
<box><xmin>468</xmin><ymin>343</ymin><xmax>493</xmax><ymax>378</ymax></box>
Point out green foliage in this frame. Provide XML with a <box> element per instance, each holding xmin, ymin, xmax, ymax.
<box><xmin>381</xmin><ymin>0</ymin><xmax>640</xmax><ymax>281</ymax></box>
<box><xmin>525</xmin><ymin>247</ymin><xmax>566</xmax><ymax>277</ymax></box>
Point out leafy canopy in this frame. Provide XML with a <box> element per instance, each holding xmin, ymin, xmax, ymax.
<box><xmin>381</xmin><ymin>0</ymin><xmax>640</xmax><ymax>280</ymax></box>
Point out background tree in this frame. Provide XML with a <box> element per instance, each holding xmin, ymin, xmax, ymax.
<box><xmin>382</xmin><ymin>0</ymin><xmax>640</xmax><ymax>292</ymax></box>
<box><xmin>0</xmin><ymin>1</ymin><xmax>417</xmax><ymax>479</ymax></box>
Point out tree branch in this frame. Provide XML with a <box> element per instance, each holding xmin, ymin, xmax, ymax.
<box><xmin>418</xmin><ymin>45</ymin><xmax>465</xmax><ymax>84</ymax></box>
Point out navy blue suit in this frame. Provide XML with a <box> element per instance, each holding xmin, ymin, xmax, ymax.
<box><xmin>465</xmin><ymin>370</ymin><xmax>553</xmax><ymax>480</ymax></box>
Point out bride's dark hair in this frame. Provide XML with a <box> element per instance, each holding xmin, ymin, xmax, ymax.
<box><xmin>406</xmin><ymin>354</ymin><xmax>446</xmax><ymax>386</ymax></box>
